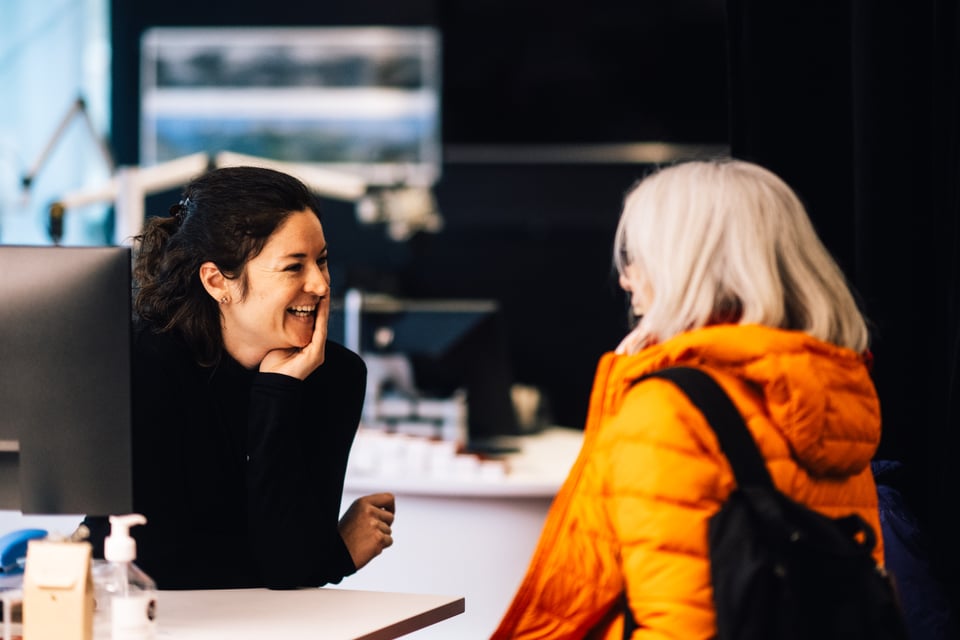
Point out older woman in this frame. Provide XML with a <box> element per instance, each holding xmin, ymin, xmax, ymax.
<box><xmin>493</xmin><ymin>159</ymin><xmax>884</xmax><ymax>639</ymax></box>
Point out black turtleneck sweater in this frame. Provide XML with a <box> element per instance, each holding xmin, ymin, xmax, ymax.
<box><xmin>84</xmin><ymin>321</ymin><xmax>366</xmax><ymax>590</ymax></box>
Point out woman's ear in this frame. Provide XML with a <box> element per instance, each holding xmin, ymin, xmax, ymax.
<box><xmin>199</xmin><ymin>261</ymin><xmax>229</xmax><ymax>303</ymax></box>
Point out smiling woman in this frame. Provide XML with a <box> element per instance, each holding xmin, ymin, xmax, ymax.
<box><xmin>204</xmin><ymin>209</ymin><xmax>330</xmax><ymax>371</ymax></box>
<box><xmin>81</xmin><ymin>166</ymin><xmax>395</xmax><ymax>590</ymax></box>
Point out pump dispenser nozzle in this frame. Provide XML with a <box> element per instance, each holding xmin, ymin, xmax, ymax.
<box><xmin>105</xmin><ymin>514</ymin><xmax>147</xmax><ymax>563</ymax></box>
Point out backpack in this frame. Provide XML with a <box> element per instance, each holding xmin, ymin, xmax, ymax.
<box><xmin>621</xmin><ymin>366</ymin><xmax>910</xmax><ymax>640</ymax></box>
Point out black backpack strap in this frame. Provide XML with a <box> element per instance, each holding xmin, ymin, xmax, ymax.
<box><xmin>638</xmin><ymin>366</ymin><xmax>773</xmax><ymax>489</ymax></box>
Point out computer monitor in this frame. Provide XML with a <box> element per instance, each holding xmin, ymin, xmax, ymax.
<box><xmin>0</xmin><ymin>245</ymin><xmax>133</xmax><ymax>515</ymax></box>
<box><xmin>328</xmin><ymin>294</ymin><xmax>519</xmax><ymax>446</ymax></box>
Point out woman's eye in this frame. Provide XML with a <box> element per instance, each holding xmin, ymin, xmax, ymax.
<box><xmin>317</xmin><ymin>255</ymin><xmax>329</xmax><ymax>267</ymax></box>
<box><xmin>284</xmin><ymin>263</ymin><xmax>303</xmax><ymax>272</ymax></box>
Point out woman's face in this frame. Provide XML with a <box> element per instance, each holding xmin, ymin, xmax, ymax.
<box><xmin>619</xmin><ymin>262</ymin><xmax>653</xmax><ymax>318</ymax></box>
<box><xmin>220</xmin><ymin>209</ymin><xmax>329</xmax><ymax>366</ymax></box>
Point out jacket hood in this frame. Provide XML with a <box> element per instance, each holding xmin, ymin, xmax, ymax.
<box><xmin>604</xmin><ymin>324</ymin><xmax>881</xmax><ymax>477</ymax></box>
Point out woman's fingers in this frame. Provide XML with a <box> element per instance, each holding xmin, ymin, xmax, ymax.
<box><xmin>338</xmin><ymin>493</ymin><xmax>397</xmax><ymax>569</ymax></box>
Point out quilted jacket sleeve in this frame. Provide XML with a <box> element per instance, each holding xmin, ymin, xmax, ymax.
<box><xmin>595</xmin><ymin>377</ymin><xmax>726</xmax><ymax>640</ymax></box>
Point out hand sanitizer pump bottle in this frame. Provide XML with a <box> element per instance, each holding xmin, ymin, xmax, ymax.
<box><xmin>98</xmin><ymin>514</ymin><xmax>158</xmax><ymax>640</ymax></box>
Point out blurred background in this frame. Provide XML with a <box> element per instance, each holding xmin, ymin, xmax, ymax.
<box><xmin>2</xmin><ymin>0</ymin><xmax>958</xmax><ymax>613</ymax></box>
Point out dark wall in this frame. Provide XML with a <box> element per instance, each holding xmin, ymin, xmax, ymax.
<box><xmin>727</xmin><ymin>0</ymin><xmax>960</xmax><ymax>613</ymax></box>
<box><xmin>437</xmin><ymin>1</ymin><xmax>729</xmax><ymax>145</ymax></box>
<box><xmin>111</xmin><ymin>0</ymin><xmax>730</xmax><ymax>431</ymax></box>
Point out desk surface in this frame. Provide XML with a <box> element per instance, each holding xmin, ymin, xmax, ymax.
<box><xmin>157</xmin><ymin>588</ymin><xmax>464</xmax><ymax>640</ymax></box>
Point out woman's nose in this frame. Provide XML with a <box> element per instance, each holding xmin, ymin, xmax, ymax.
<box><xmin>305</xmin><ymin>264</ymin><xmax>330</xmax><ymax>295</ymax></box>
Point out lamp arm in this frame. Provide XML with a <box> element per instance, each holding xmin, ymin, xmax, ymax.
<box><xmin>22</xmin><ymin>96</ymin><xmax>115</xmax><ymax>193</ymax></box>
<box><xmin>47</xmin><ymin>152</ymin><xmax>211</xmax><ymax>244</ymax></box>
<box><xmin>214</xmin><ymin>151</ymin><xmax>367</xmax><ymax>201</ymax></box>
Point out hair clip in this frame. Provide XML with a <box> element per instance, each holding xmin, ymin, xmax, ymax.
<box><xmin>168</xmin><ymin>198</ymin><xmax>190</xmax><ymax>226</ymax></box>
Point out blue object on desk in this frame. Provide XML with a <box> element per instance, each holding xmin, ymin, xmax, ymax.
<box><xmin>0</xmin><ymin>528</ymin><xmax>47</xmax><ymax>574</ymax></box>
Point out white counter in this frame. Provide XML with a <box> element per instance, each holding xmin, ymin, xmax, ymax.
<box><xmin>344</xmin><ymin>426</ymin><xmax>582</xmax><ymax>498</ymax></box>
<box><xmin>339</xmin><ymin>427</ymin><xmax>583</xmax><ymax>639</ymax></box>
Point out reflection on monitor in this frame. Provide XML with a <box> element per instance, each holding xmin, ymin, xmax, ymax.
<box><xmin>140</xmin><ymin>27</ymin><xmax>441</xmax><ymax>187</ymax></box>
<box><xmin>328</xmin><ymin>294</ymin><xmax>518</xmax><ymax>445</ymax></box>
<box><xmin>0</xmin><ymin>246</ymin><xmax>133</xmax><ymax>515</ymax></box>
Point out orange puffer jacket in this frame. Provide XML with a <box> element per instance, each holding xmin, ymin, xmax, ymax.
<box><xmin>491</xmin><ymin>324</ymin><xmax>884</xmax><ymax>640</ymax></box>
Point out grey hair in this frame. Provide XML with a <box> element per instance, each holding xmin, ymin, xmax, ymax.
<box><xmin>613</xmin><ymin>159</ymin><xmax>869</xmax><ymax>352</ymax></box>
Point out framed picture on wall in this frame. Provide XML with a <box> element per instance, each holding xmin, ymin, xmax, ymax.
<box><xmin>140</xmin><ymin>27</ymin><xmax>441</xmax><ymax>187</ymax></box>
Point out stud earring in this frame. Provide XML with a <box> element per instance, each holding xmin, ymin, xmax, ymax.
<box><xmin>219</xmin><ymin>296</ymin><xmax>229</xmax><ymax>304</ymax></box>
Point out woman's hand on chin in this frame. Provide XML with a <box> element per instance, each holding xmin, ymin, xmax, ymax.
<box><xmin>259</xmin><ymin>302</ymin><xmax>329</xmax><ymax>379</ymax></box>
<box><xmin>259</xmin><ymin>344</ymin><xmax>320</xmax><ymax>380</ymax></box>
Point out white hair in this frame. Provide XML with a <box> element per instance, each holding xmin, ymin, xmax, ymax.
<box><xmin>613</xmin><ymin>159</ymin><xmax>869</xmax><ymax>352</ymax></box>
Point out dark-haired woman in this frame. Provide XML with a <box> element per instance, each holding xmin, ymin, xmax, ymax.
<box><xmin>84</xmin><ymin>166</ymin><xmax>394</xmax><ymax>589</ymax></box>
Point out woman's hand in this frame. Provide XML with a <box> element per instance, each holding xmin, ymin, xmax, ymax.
<box><xmin>338</xmin><ymin>492</ymin><xmax>396</xmax><ymax>570</ymax></box>
<box><xmin>260</xmin><ymin>297</ymin><xmax>330</xmax><ymax>380</ymax></box>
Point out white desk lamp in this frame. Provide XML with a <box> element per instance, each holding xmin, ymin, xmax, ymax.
<box><xmin>216</xmin><ymin>151</ymin><xmax>443</xmax><ymax>242</ymax></box>
<box><xmin>49</xmin><ymin>152</ymin><xmax>210</xmax><ymax>245</ymax></box>
<box><xmin>47</xmin><ymin>150</ymin><xmax>442</xmax><ymax>245</ymax></box>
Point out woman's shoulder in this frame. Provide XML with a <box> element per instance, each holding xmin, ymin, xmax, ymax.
<box><xmin>301</xmin><ymin>341</ymin><xmax>367</xmax><ymax>406</ymax></box>
<box><xmin>321</xmin><ymin>341</ymin><xmax>367</xmax><ymax>378</ymax></box>
<box><xmin>132</xmin><ymin>319</ymin><xmax>193</xmax><ymax>368</ymax></box>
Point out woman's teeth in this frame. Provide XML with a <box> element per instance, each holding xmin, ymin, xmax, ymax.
<box><xmin>289</xmin><ymin>305</ymin><xmax>316</xmax><ymax>317</ymax></box>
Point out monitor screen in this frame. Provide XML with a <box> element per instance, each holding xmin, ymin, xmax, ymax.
<box><xmin>328</xmin><ymin>294</ymin><xmax>518</xmax><ymax>446</ymax></box>
<box><xmin>0</xmin><ymin>245</ymin><xmax>133</xmax><ymax>515</ymax></box>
